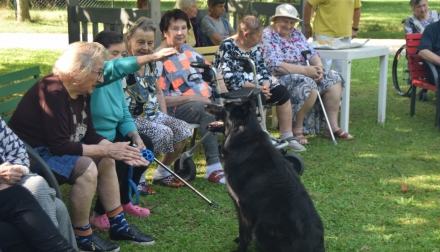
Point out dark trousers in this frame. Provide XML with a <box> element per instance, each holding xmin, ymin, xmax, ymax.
<box><xmin>0</xmin><ymin>185</ymin><xmax>75</xmax><ymax>252</ymax></box>
<box><xmin>93</xmin><ymin>131</ymin><xmax>153</xmax><ymax>214</ymax></box>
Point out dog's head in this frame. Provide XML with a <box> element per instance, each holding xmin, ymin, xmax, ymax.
<box><xmin>204</xmin><ymin>91</ymin><xmax>259</xmax><ymax>136</ymax></box>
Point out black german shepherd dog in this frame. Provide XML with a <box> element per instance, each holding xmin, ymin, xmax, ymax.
<box><xmin>205</xmin><ymin>93</ymin><xmax>325</xmax><ymax>252</ymax></box>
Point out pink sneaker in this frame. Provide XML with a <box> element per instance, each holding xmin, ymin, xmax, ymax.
<box><xmin>122</xmin><ymin>202</ymin><xmax>150</xmax><ymax>217</ymax></box>
<box><xmin>90</xmin><ymin>214</ymin><xmax>110</xmax><ymax>231</ymax></box>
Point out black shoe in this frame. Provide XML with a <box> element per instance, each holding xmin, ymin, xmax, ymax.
<box><xmin>77</xmin><ymin>233</ymin><xmax>120</xmax><ymax>252</ymax></box>
<box><xmin>109</xmin><ymin>225</ymin><xmax>155</xmax><ymax>246</ymax></box>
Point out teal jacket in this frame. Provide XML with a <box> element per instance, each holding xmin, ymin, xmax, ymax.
<box><xmin>91</xmin><ymin>57</ymin><xmax>140</xmax><ymax>141</ymax></box>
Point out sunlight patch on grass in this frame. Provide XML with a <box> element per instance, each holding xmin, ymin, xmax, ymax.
<box><xmin>357</xmin><ymin>153</ymin><xmax>378</xmax><ymax>158</ymax></box>
<box><xmin>394</xmin><ymin>127</ymin><xmax>413</xmax><ymax>133</ymax></box>
<box><xmin>397</xmin><ymin>214</ymin><xmax>426</xmax><ymax>225</ymax></box>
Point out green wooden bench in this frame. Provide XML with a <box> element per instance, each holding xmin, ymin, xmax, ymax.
<box><xmin>0</xmin><ymin>66</ymin><xmax>41</xmax><ymax>123</ymax></box>
<box><xmin>0</xmin><ymin>67</ymin><xmax>63</xmax><ymax>200</ymax></box>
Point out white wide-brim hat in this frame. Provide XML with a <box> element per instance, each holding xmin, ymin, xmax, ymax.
<box><xmin>270</xmin><ymin>3</ymin><xmax>303</xmax><ymax>22</ymax></box>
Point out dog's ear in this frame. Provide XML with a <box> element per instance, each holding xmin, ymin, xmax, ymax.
<box><xmin>241</xmin><ymin>92</ymin><xmax>254</xmax><ymax>112</ymax></box>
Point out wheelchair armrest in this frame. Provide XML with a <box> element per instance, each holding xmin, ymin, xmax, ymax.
<box><xmin>424</xmin><ymin>60</ymin><xmax>440</xmax><ymax>89</ymax></box>
<box><xmin>220</xmin><ymin>87</ymin><xmax>262</xmax><ymax>100</ymax></box>
<box><xmin>23</xmin><ymin>142</ymin><xmax>63</xmax><ymax>200</ymax></box>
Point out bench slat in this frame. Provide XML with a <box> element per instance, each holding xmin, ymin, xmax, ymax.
<box><xmin>0</xmin><ymin>78</ymin><xmax>39</xmax><ymax>97</ymax></box>
<box><xmin>0</xmin><ymin>66</ymin><xmax>40</xmax><ymax>85</ymax></box>
<box><xmin>0</xmin><ymin>98</ymin><xmax>21</xmax><ymax>115</ymax></box>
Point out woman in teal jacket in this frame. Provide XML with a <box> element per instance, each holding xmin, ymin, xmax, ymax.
<box><xmin>90</xmin><ymin>30</ymin><xmax>178</xmax><ymax>231</ymax></box>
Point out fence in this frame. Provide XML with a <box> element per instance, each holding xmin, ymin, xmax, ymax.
<box><xmin>3</xmin><ymin>0</ymin><xmax>299</xmax><ymax>11</ymax></box>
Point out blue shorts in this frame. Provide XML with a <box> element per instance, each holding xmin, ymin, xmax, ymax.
<box><xmin>33</xmin><ymin>146</ymin><xmax>80</xmax><ymax>180</ymax></box>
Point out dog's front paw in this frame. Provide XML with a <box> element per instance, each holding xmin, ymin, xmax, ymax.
<box><xmin>233</xmin><ymin>237</ymin><xmax>240</xmax><ymax>243</ymax></box>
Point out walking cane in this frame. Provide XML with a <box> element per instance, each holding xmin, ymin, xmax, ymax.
<box><xmin>134</xmin><ymin>148</ymin><xmax>218</xmax><ymax>207</ymax></box>
<box><xmin>301</xmin><ymin>50</ymin><xmax>337</xmax><ymax>145</ymax></box>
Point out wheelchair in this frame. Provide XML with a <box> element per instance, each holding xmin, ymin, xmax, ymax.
<box><xmin>392</xmin><ymin>44</ymin><xmax>413</xmax><ymax>97</ymax></box>
<box><xmin>173</xmin><ymin>57</ymin><xmax>306</xmax><ymax>181</ymax></box>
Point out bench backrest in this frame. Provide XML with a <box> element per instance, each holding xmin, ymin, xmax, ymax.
<box><xmin>405</xmin><ymin>33</ymin><xmax>437</xmax><ymax>91</ymax></box>
<box><xmin>67</xmin><ymin>0</ymin><xmax>304</xmax><ymax>47</ymax></box>
<box><xmin>194</xmin><ymin>46</ymin><xmax>219</xmax><ymax>63</ymax></box>
<box><xmin>0</xmin><ymin>66</ymin><xmax>41</xmax><ymax>123</ymax></box>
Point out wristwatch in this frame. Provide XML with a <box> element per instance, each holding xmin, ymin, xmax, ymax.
<box><xmin>352</xmin><ymin>27</ymin><xmax>359</xmax><ymax>31</ymax></box>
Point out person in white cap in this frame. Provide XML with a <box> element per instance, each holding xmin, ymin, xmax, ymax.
<box><xmin>303</xmin><ymin>0</ymin><xmax>362</xmax><ymax>75</ymax></box>
<box><xmin>260</xmin><ymin>3</ymin><xmax>354</xmax><ymax>142</ymax></box>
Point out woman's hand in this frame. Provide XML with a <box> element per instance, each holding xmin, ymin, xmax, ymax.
<box><xmin>260</xmin><ymin>81</ymin><xmax>272</xmax><ymax>100</ymax></box>
<box><xmin>105</xmin><ymin>142</ymin><xmax>150</xmax><ymax>167</ymax></box>
<box><xmin>304</xmin><ymin>66</ymin><xmax>324</xmax><ymax>83</ymax></box>
<box><xmin>0</xmin><ymin>162</ymin><xmax>27</xmax><ymax>187</ymax></box>
<box><xmin>152</xmin><ymin>48</ymin><xmax>179</xmax><ymax>61</ymax></box>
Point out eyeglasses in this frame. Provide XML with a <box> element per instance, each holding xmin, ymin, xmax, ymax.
<box><xmin>91</xmin><ymin>69</ymin><xmax>104</xmax><ymax>79</ymax></box>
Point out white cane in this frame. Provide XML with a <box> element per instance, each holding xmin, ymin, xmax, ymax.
<box><xmin>301</xmin><ymin>50</ymin><xmax>337</xmax><ymax>145</ymax></box>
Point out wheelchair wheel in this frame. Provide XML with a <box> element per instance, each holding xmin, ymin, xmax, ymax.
<box><xmin>173</xmin><ymin>157</ymin><xmax>196</xmax><ymax>182</ymax></box>
<box><xmin>419</xmin><ymin>89</ymin><xmax>428</xmax><ymax>102</ymax></box>
<box><xmin>283</xmin><ymin>152</ymin><xmax>305</xmax><ymax>176</ymax></box>
<box><xmin>392</xmin><ymin>45</ymin><xmax>412</xmax><ymax>96</ymax></box>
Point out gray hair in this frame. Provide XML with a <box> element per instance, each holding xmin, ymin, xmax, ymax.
<box><xmin>127</xmin><ymin>16</ymin><xmax>156</xmax><ymax>38</ymax></box>
<box><xmin>410</xmin><ymin>0</ymin><xmax>427</xmax><ymax>7</ymax></box>
<box><xmin>239</xmin><ymin>15</ymin><xmax>263</xmax><ymax>35</ymax></box>
<box><xmin>53</xmin><ymin>41</ymin><xmax>106</xmax><ymax>83</ymax></box>
<box><xmin>176</xmin><ymin>0</ymin><xmax>197</xmax><ymax>9</ymax></box>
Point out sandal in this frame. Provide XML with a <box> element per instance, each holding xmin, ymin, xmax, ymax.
<box><xmin>137</xmin><ymin>182</ymin><xmax>157</xmax><ymax>196</ymax></box>
<box><xmin>152</xmin><ymin>175</ymin><xmax>184</xmax><ymax>188</ymax></box>
<box><xmin>293</xmin><ymin>133</ymin><xmax>309</xmax><ymax>145</ymax></box>
<box><xmin>205</xmin><ymin>169</ymin><xmax>226</xmax><ymax>184</ymax></box>
<box><xmin>323</xmin><ymin>129</ymin><xmax>354</xmax><ymax>140</ymax></box>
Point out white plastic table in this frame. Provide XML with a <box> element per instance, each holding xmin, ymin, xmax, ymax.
<box><xmin>315</xmin><ymin>46</ymin><xmax>389</xmax><ymax>132</ymax></box>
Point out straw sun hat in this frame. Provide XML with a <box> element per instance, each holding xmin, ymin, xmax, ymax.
<box><xmin>270</xmin><ymin>3</ymin><xmax>303</xmax><ymax>22</ymax></box>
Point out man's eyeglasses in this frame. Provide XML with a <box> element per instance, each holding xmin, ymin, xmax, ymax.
<box><xmin>91</xmin><ymin>69</ymin><xmax>104</xmax><ymax>79</ymax></box>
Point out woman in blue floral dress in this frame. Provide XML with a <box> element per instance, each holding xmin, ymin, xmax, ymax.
<box><xmin>260</xmin><ymin>4</ymin><xmax>353</xmax><ymax>141</ymax></box>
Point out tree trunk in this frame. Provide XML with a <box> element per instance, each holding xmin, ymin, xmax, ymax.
<box><xmin>16</xmin><ymin>0</ymin><xmax>31</xmax><ymax>22</ymax></box>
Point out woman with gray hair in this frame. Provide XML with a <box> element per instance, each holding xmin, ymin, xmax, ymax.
<box><xmin>123</xmin><ymin>17</ymin><xmax>191</xmax><ymax>192</ymax></box>
<box><xmin>8</xmin><ymin>41</ymin><xmax>170</xmax><ymax>251</ymax></box>
<box><xmin>404</xmin><ymin>0</ymin><xmax>438</xmax><ymax>34</ymax></box>
<box><xmin>176</xmin><ymin>0</ymin><xmax>200</xmax><ymax>46</ymax></box>
<box><xmin>213</xmin><ymin>15</ymin><xmax>305</xmax><ymax>151</ymax></box>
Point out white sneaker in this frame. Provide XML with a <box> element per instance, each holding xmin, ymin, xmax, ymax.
<box><xmin>287</xmin><ymin>140</ymin><xmax>306</xmax><ymax>152</ymax></box>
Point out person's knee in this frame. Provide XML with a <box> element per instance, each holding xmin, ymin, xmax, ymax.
<box><xmin>18</xmin><ymin>174</ymin><xmax>50</xmax><ymax>195</ymax></box>
<box><xmin>76</xmin><ymin>162</ymin><xmax>98</xmax><ymax>185</ymax></box>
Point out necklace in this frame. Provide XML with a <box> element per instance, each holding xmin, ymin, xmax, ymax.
<box><xmin>68</xmin><ymin>95</ymin><xmax>88</xmax><ymax>142</ymax></box>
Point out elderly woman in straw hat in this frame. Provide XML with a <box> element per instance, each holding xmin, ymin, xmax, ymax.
<box><xmin>260</xmin><ymin>4</ymin><xmax>353</xmax><ymax>142</ymax></box>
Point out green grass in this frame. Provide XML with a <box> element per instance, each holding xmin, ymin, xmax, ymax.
<box><xmin>358</xmin><ymin>0</ymin><xmax>440</xmax><ymax>39</ymax></box>
<box><xmin>3</xmin><ymin>0</ymin><xmax>440</xmax><ymax>38</ymax></box>
<box><xmin>2</xmin><ymin>48</ymin><xmax>440</xmax><ymax>251</ymax></box>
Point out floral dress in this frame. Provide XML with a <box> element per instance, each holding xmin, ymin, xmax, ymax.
<box><xmin>122</xmin><ymin>60</ymin><xmax>191</xmax><ymax>155</ymax></box>
<box><xmin>260</xmin><ymin>27</ymin><xmax>343</xmax><ymax>135</ymax></box>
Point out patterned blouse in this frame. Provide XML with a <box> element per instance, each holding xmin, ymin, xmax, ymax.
<box><xmin>259</xmin><ymin>27</ymin><xmax>318</xmax><ymax>74</ymax></box>
<box><xmin>404</xmin><ymin>10</ymin><xmax>439</xmax><ymax>34</ymax></box>
<box><xmin>122</xmin><ymin>60</ymin><xmax>160</xmax><ymax>121</ymax></box>
<box><xmin>0</xmin><ymin>117</ymin><xmax>29</xmax><ymax>166</ymax></box>
<box><xmin>156</xmin><ymin>43</ymin><xmax>211</xmax><ymax>99</ymax></box>
<box><xmin>213</xmin><ymin>38</ymin><xmax>275</xmax><ymax>90</ymax></box>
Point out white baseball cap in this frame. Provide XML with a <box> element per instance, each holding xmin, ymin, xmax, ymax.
<box><xmin>270</xmin><ymin>4</ymin><xmax>303</xmax><ymax>22</ymax></box>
